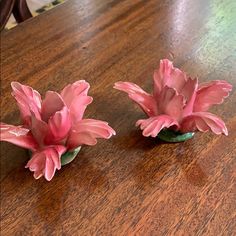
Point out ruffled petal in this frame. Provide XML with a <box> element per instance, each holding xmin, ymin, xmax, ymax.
<box><xmin>31</xmin><ymin>115</ymin><xmax>49</xmax><ymax>146</ymax></box>
<box><xmin>181</xmin><ymin>78</ymin><xmax>198</xmax><ymax>117</ymax></box>
<box><xmin>136</xmin><ymin>115</ymin><xmax>179</xmax><ymax>137</ymax></box>
<box><xmin>67</xmin><ymin>119</ymin><xmax>116</xmax><ymax>149</ymax></box>
<box><xmin>69</xmin><ymin>96</ymin><xmax>93</xmax><ymax>124</ymax></box>
<box><xmin>60</xmin><ymin>80</ymin><xmax>90</xmax><ymax>106</ymax></box>
<box><xmin>48</xmin><ymin>106</ymin><xmax>72</xmax><ymax>142</ymax></box>
<box><xmin>41</xmin><ymin>91</ymin><xmax>65</xmax><ymax>122</ymax></box>
<box><xmin>60</xmin><ymin>80</ymin><xmax>93</xmax><ymax>123</ymax></box>
<box><xmin>61</xmin><ymin>80</ymin><xmax>93</xmax><ymax>124</ymax></box>
<box><xmin>180</xmin><ymin>112</ymin><xmax>228</xmax><ymax>135</ymax></box>
<box><xmin>11</xmin><ymin>82</ymin><xmax>42</xmax><ymax>126</ymax></box>
<box><xmin>0</xmin><ymin>123</ymin><xmax>38</xmax><ymax>151</ymax></box>
<box><xmin>193</xmin><ymin>80</ymin><xmax>232</xmax><ymax>112</ymax></box>
<box><xmin>68</xmin><ymin>132</ymin><xmax>97</xmax><ymax>147</ymax></box>
<box><xmin>153</xmin><ymin>59</ymin><xmax>187</xmax><ymax>97</ymax></box>
<box><xmin>26</xmin><ymin>152</ymin><xmax>46</xmax><ymax>179</ymax></box>
<box><xmin>25</xmin><ymin>145</ymin><xmax>66</xmax><ymax>181</ymax></box>
<box><xmin>158</xmin><ymin>86</ymin><xmax>184</xmax><ymax>121</ymax></box>
<box><xmin>114</xmin><ymin>82</ymin><xmax>157</xmax><ymax>116</ymax></box>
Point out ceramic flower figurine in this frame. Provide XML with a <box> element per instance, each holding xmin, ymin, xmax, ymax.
<box><xmin>114</xmin><ymin>59</ymin><xmax>232</xmax><ymax>142</ymax></box>
<box><xmin>1</xmin><ymin>81</ymin><xmax>115</xmax><ymax>181</ymax></box>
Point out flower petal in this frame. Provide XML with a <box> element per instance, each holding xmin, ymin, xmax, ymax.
<box><xmin>69</xmin><ymin>96</ymin><xmax>93</xmax><ymax>124</ymax></box>
<box><xmin>11</xmin><ymin>82</ymin><xmax>42</xmax><ymax>125</ymax></box>
<box><xmin>60</xmin><ymin>80</ymin><xmax>93</xmax><ymax>123</ymax></box>
<box><xmin>25</xmin><ymin>145</ymin><xmax>66</xmax><ymax>181</ymax></box>
<box><xmin>0</xmin><ymin>123</ymin><xmax>38</xmax><ymax>151</ymax></box>
<box><xmin>153</xmin><ymin>59</ymin><xmax>187</xmax><ymax>97</ymax></box>
<box><xmin>31</xmin><ymin>115</ymin><xmax>50</xmax><ymax>146</ymax></box>
<box><xmin>68</xmin><ymin>132</ymin><xmax>97</xmax><ymax>147</ymax></box>
<box><xmin>180</xmin><ymin>112</ymin><xmax>228</xmax><ymax>135</ymax></box>
<box><xmin>193</xmin><ymin>80</ymin><xmax>232</xmax><ymax>112</ymax></box>
<box><xmin>158</xmin><ymin>86</ymin><xmax>184</xmax><ymax>120</ymax></box>
<box><xmin>67</xmin><ymin>119</ymin><xmax>116</xmax><ymax>149</ymax></box>
<box><xmin>48</xmin><ymin>106</ymin><xmax>72</xmax><ymax>142</ymax></box>
<box><xmin>136</xmin><ymin>115</ymin><xmax>179</xmax><ymax>137</ymax></box>
<box><xmin>181</xmin><ymin>78</ymin><xmax>198</xmax><ymax>117</ymax></box>
<box><xmin>41</xmin><ymin>91</ymin><xmax>65</xmax><ymax>122</ymax></box>
<box><xmin>114</xmin><ymin>82</ymin><xmax>157</xmax><ymax>116</ymax></box>
<box><xmin>61</xmin><ymin>80</ymin><xmax>90</xmax><ymax>106</ymax></box>
<box><xmin>27</xmin><ymin>152</ymin><xmax>46</xmax><ymax>179</ymax></box>
<box><xmin>44</xmin><ymin>155</ymin><xmax>56</xmax><ymax>181</ymax></box>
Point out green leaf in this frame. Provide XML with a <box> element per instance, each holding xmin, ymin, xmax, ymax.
<box><xmin>61</xmin><ymin>146</ymin><xmax>81</xmax><ymax>166</ymax></box>
<box><xmin>158</xmin><ymin>129</ymin><xmax>195</xmax><ymax>142</ymax></box>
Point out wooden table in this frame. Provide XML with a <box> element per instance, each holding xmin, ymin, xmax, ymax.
<box><xmin>1</xmin><ymin>0</ymin><xmax>236</xmax><ymax>235</ymax></box>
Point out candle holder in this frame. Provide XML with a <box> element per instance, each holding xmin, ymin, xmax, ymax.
<box><xmin>1</xmin><ymin>81</ymin><xmax>115</xmax><ymax>181</ymax></box>
<box><xmin>114</xmin><ymin>59</ymin><xmax>232</xmax><ymax>142</ymax></box>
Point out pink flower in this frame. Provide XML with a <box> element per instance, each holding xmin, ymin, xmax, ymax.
<box><xmin>1</xmin><ymin>81</ymin><xmax>115</xmax><ymax>181</ymax></box>
<box><xmin>114</xmin><ymin>59</ymin><xmax>232</xmax><ymax>138</ymax></box>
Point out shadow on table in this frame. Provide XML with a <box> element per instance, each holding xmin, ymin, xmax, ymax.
<box><xmin>1</xmin><ymin>142</ymin><xmax>29</xmax><ymax>181</ymax></box>
<box><xmin>33</xmin><ymin>150</ymin><xmax>109</xmax><ymax>225</ymax></box>
<box><xmin>127</xmin><ymin>133</ymin><xmax>208</xmax><ymax>190</ymax></box>
<box><xmin>1</xmin><ymin>146</ymin><xmax>109</xmax><ymax>232</ymax></box>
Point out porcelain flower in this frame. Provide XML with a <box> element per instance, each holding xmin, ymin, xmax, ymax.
<box><xmin>114</xmin><ymin>59</ymin><xmax>232</xmax><ymax>138</ymax></box>
<box><xmin>1</xmin><ymin>81</ymin><xmax>115</xmax><ymax>181</ymax></box>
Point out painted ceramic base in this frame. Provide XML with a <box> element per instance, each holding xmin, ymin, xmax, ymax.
<box><xmin>158</xmin><ymin>129</ymin><xmax>195</xmax><ymax>142</ymax></box>
<box><xmin>61</xmin><ymin>146</ymin><xmax>81</xmax><ymax>166</ymax></box>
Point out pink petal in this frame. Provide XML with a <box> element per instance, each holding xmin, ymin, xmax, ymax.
<box><xmin>48</xmin><ymin>106</ymin><xmax>72</xmax><ymax>142</ymax></box>
<box><xmin>31</xmin><ymin>115</ymin><xmax>49</xmax><ymax>146</ymax></box>
<box><xmin>68</xmin><ymin>132</ymin><xmax>97</xmax><ymax>147</ymax></box>
<box><xmin>44</xmin><ymin>156</ymin><xmax>56</xmax><ymax>181</ymax></box>
<box><xmin>69</xmin><ymin>96</ymin><xmax>93</xmax><ymax>123</ymax></box>
<box><xmin>180</xmin><ymin>112</ymin><xmax>228</xmax><ymax>135</ymax></box>
<box><xmin>181</xmin><ymin>78</ymin><xmax>198</xmax><ymax>117</ymax></box>
<box><xmin>11</xmin><ymin>82</ymin><xmax>42</xmax><ymax>126</ymax></box>
<box><xmin>61</xmin><ymin>80</ymin><xmax>90</xmax><ymax>106</ymax></box>
<box><xmin>194</xmin><ymin>80</ymin><xmax>232</xmax><ymax>112</ymax></box>
<box><xmin>26</xmin><ymin>152</ymin><xmax>46</xmax><ymax>179</ymax></box>
<box><xmin>158</xmin><ymin>86</ymin><xmax>184</xmax><ymax>120</ymax></box>
<box><xmin>60</xmin><ymin>80</ymin><xmax>93</xmax><ymax>123</ymax></box>
<box><xmin>67</xmin><ymin>119</ymin><xmax>116</xmax><ymax>149</ymax></box>
<box><xmin>153</xmin><ymin>59</ymin><xmax>187</xmax><ymax>97</ymax></box>
<box><xmin>114</xmin><ymin>82</ymin><xmax>157</xmax><ymax>117</ymax></box>
<box><xmin>0</xmin><ymin>123</ymin><xmax>38</xmax><ymax>151</ymax></box>
<box><xmin>25</xmin><ymin>145</ymin><xmax>66</xmax><ymax>181</ymax></box>
<box><xmin>136</xmin><ymin>115</ymin><xmax>179</xmax><ymax>137</ymax></box>
<box><xmin>41</xmin><ymin>91</ymin><xmax>65</xmax><ymax>122</ymax></box>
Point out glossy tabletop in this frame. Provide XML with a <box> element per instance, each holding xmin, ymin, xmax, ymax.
<box><xmin>1</xmin><ymin>0</ymin><xmax>236</xmax><ymax>235</ymax></box>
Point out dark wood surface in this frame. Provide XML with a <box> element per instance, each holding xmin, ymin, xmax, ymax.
<box><xmin>1</xmin><ymin>0</ymin><xmax>236</xmax><ymax>235</ymax></box>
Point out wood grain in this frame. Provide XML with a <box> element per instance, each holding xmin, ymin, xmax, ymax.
<box><xmin>1</xmin><ymin>0</ymin><xmax>236</xmax><ymax>235</ymax></box>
